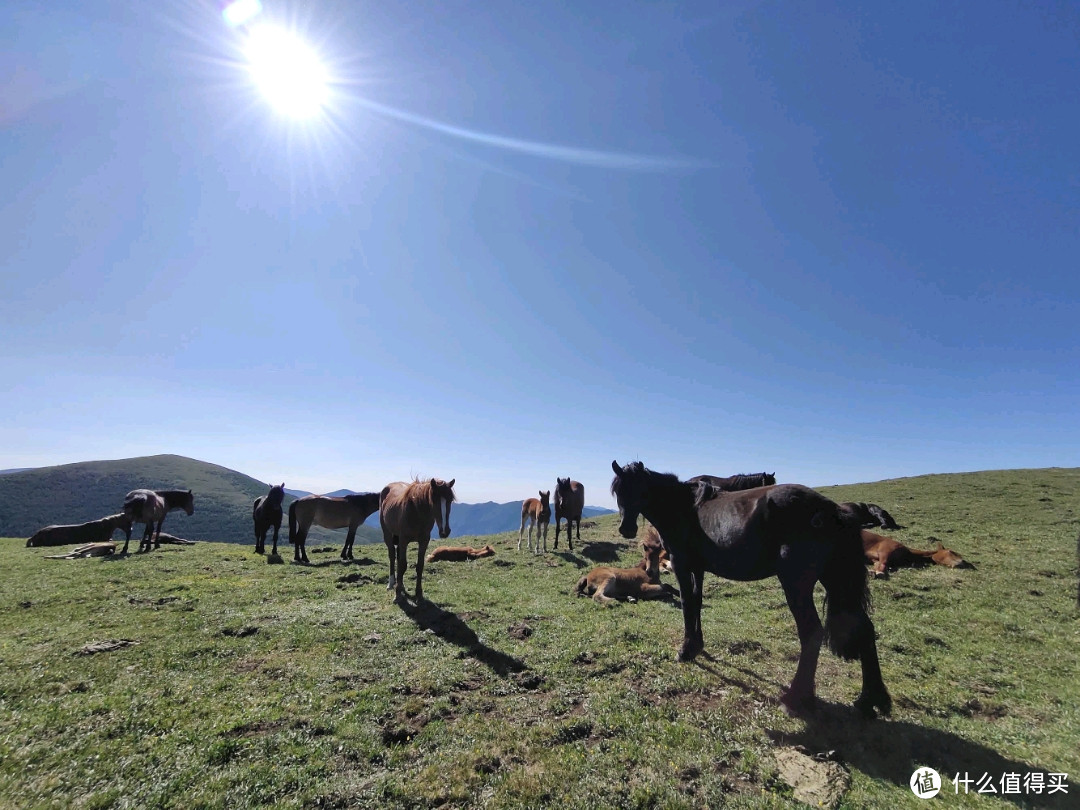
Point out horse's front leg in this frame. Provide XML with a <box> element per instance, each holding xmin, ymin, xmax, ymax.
<box><xmin>854</xmin><ymin>619</ymin><xmax>892</xmax><ymax>718</ymax></box>
<box><xmin>553</xmin><ymin>514</ymin><xmax>561</xmax><ymax>549</ymax></box>
<box><xmin>394</xmin><ymin>537</ymin><xmax>409</xmax><ymax>601</ymax></box>
<box><xmin>270</xmin><ymin>523</ymin><xmax>279</xmax><ymax>557</ymax></box>
<box><xmin>153</xmin><ymin>519</ymin><xmax>164</xmax><ymax>549</ymax></box>
<box><xmin>343</xmin><ymin>522</ymin><xmax>357</xmax><ymax>560</ymax></box>
<box><xmin>540</xmin><ymin>520</ymin><xmax>548</xmax><ymax>554</ymax></box>
<box><xmin>778</xmin><ymin>572</ymin><xmax>824</xmax><ymax>715</ymax></box>
<box><xmin>671</xmin><ymin>560</ymin><xmax>704</xmax><ymax>661</ymax></box>
<box><xmin>415</xmin><ymin>539</ymin><xmax>430</xmax><ymax>601</ymax></box>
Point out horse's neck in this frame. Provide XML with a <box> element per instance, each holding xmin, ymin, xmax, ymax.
<box><xmin>641</xmin><ymin>482</ymin><xmax>695</xmax><ymax>540</ymax></box>
<box><xmin>904</xmin><ymin>546</ymin><xmax>937</xmax><ymax>559</ymax></box>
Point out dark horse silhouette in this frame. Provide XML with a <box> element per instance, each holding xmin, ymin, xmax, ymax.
<box><xmin>838</xmin><ymin>501</ymin><xmax>900</xmax><ymax>531</ymax></box>
<box><xmin>122</xmin><ymin>489</ymin><xmax>194</xmax><ymax>554</ymax></box>
<box><xmin>288</xmin><ymin>492</ymin><xmax>381</xmax><ymax>563</ymax></box>
<box><xmin>689</xmin><ymin>472</ymin><xmax>776</xmax><ymax>491</ymax></box>
<box><xmin>610</xmin><ymin>461</ymin><xmax>891</xmax><ymax>718</ymax></box>
<box><xmin>553</xmin><ymin>477</ymin><xmax>584</xmax><ymax>551</ymax></box>
<box><xmin>252</xmin><ymin>483</ymin><xmax>285</xmax><ymax>555</ymax></box>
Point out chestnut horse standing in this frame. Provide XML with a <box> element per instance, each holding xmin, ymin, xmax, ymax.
<box><xmin>518</xmin><ymin>490</ymin><xmax>551</xmax><ymax>554</ymax></box>
<box><xmin>122</xmin><ymin>489</ymin><xmax>194</xmax><ymax>554</ymax></box>
<box><xmin>253</xmin><ymin>483</ymin><xmax>285</xmax><ymax>555</ymax></box>
<box><xmin>610</xmin><ymin>461</ymin><xmax>890</xmax><ymax>718</ymax></box>
<box><xmin>553</xmin><ymin>478</ymin><xmax>584</xmax><ymax>551</ymax></box>
<box><xmin>380</xmin><ymin>477</ymin><xmax>456</xmax><ymax>602</ymax></box>
<box><xmin>288</xmin><ymin>492</ymin><xmax>381</xmax><ymax>562</ymax></box>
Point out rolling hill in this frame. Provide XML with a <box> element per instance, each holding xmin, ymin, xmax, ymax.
<box><xmin>0</xmin><ymin>455</ymin><xmax>381</xmax><ymax>546</ymax></box>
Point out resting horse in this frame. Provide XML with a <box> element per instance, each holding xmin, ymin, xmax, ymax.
<box><xmin>122</xmin><ymin>489</ymin><xmax>194</xmax><ymax>553</ymax></box>
<box><xmin>26</xmin><ymin>513</ymin><xmax>133</xmax><ymax>548</ymax></box>
<box><xmin>554</xmin><ymin>478</ymin><xmax>584</xmax><ymax>550</ymax></box>
<box><xmin>611</xmin><ymin>461</ymin><xmax>891</xmax><ymax>718</ymax></box>
<box><xmin>689</xmin><ymin>472</ymin><xmax>776</xmax><ymax>491</ymax></box>
<box><xmin>839</xmin><ymin>502</ymin><xmax>900</xmax><ymax>531</ymax></box>
<box><xmin>253</xmin><ymin>483</ymin><xmax>285</xmax><ymax>555</ymax></box>
<box><xmin>380</xmin><ymin>477</ymin><xmax>455</xmax><ymax>602</ymax></box>
<box><xmin>575</xmin><ymin>526</ymin><xmax>676</xmax><ymax>604</ymax></box>
<box><xmin>288</xmin><ymin>492</ymin><xmax>381</xmax><ymax>562</ymax></box>
<box><xmin>518</xmin><ymin>490</ymin><xmax>552</xmax><ymax>554</ymax></box>
<box><xmin>425</xmin><ymin>544</ymin><xmax>495</xmax><ymax>562</ymax></box>
<box><xmin>861</xmin><ymin>530</ymin><xmax>972</xmax><ymax>578</ymax></box>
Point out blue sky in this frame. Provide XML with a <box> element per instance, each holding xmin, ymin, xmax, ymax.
<box><xmin>2</xmin><ymin>0</ymin><xmax>1078</xmax><ymax>504</ymax></box>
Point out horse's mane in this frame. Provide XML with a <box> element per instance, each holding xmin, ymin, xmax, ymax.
<box><xmin>406</xmin><ymin>477</ymin><xmax>457</xmax><ymax>503</ymax></box>
<box><xmin>610</xmin><ymin>462</ymin><xmax>682</xmax><ymax>497</ymax></box>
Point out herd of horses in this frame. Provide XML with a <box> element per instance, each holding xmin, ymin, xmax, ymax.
<box><xmin>24</xmin><ymin>464</ymin><xmax>989</xmax><ymax>719</ymax></box>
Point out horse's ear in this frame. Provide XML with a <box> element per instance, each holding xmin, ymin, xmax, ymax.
<box><xmin>539</xmin><ymin>490</ymin><xmax>544</xmax><ymax>498</ymax></box>
<box><xmin>611</xmin><ymin>460</ymin><xmax>621</xmax><ymax>475</ymax></box>
<box><xmin>448</xmin><ymin>478</ymin><xmax>455</xmax><ymax>488</ymax></box>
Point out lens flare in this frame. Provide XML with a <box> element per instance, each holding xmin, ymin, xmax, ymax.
<box><xmin>243</xmin><ymin>24</ymin><xmax>329</xmax><ymax>119</ymax></box>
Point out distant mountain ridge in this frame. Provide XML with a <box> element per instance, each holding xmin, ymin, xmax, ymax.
<box><xmin>0</xmin><ymin>456</ymin><xmax>612</xmax><ymax>545</ymax></box>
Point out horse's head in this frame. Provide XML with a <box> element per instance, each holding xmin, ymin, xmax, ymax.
<box><xmin>765</xmin><ymin>472</ymin><xmax>777</xmax><ymax>486</ymax></box>
<box><xmin>268</xmin><ymin>483</ymin><xmax>285</xmax><ymax>505</ymax></box>
<box><xmin>932</xmin><ymin>542</ymin><xmax>974</xmax><ymax>569</ymax></box>
<box><xmin>539</xmin><ymin>490</ymin><xmax>550</xmax><ymax>508</ymax></box>
<box><xmin>556</xmin><ymin>477</ymin><xmax>571</xmax><ymax>494</ymax></box>
<box><xmin>610</xmin><ymin>460</ymin><xmax>647</xmax><ymax>539</ymax></box>
<box><xmin>431</xmin><ymin>478</ymin><xmax>456</xmax><ymax>539</ymax></box>
<box><xmin>182</xmin><ymin>489</ymin><xmax>195</xmax><ymax>515</ymax></box>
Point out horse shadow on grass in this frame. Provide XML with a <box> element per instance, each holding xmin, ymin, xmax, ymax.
<box><xmin>553</xmin><ymin>551</ymin><xmax>589</xmax><ymax>569</ymax></box>
<box><xmin>309</xmin><ymin>556</ymin><xmax>380</xmax><ymax>569</ymax></box>
<box><xmin>399</xmin><ymin>597</ymin><xmax>527</xmax><ymax>678</ymax></box>
<box><xmin>767</xmin><ymin>700</ymin><xmax>1077</xmax><ymax>808</ymax></box>
<box><xmin>578</xmin><ymin>541</ymin><xmax>625</xmax><ymax>562</ymax></box>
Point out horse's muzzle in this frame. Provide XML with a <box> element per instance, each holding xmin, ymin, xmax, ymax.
<box><xmin>439</xmin><ymin>526</ymin><xmax>452</xmax><ymax>539</ymax></box>
<box><xmin>618</xmin><ymin>518</ymin><xmax>638</xmax><ymax>539</ymax></box>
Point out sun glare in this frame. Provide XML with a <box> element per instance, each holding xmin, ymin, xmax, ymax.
<box><xmin>243</xmin><ymin>24</ymin><xmax>329</xmax><ymax>119</ymax></box>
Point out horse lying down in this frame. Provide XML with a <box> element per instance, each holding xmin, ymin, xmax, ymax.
<box><xmin>575</xmin><ymin>527</ymin><xmax>677</xmax><ymax>604</ymax></box>
<box><xmin>425</xmin><ymin>544</ymin><xmax>495</xmax><ymax>562</ymax></box>
<box><xmin>861</xmin><ymin>529</ymin><xmax>972</xmax><ymax>578</ymax></box>
<box><xmin>26</xmin><ymin>513</ymin><xmax>133</xmax><ymax>547</ymax></box>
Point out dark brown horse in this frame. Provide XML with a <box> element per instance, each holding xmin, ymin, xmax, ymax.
<box><xmin>689</xmin><ymin>472</ymin><xmax>776</xmax><ymax>491</ymax></box>
<box><xmin>288</xmin><ymin>492</ymin><xmax>381</xmax><ymax>562</ymax></box>
<box><xmin>122</xmin><ymin>489</ymin><xmax>194</xmax><ymax>553</ymax></box>
<box><xmin>253</xmin><ymin>483</ymin><xmax>285</xmax><ymax>556</ymax></box>
<box><xmin>26</xmin><ymin>513</ymin><xmax>133</xmax><ymax>548</ymax></box>
<box><xmin>611</xmin><ymin>461</ymin><xmax>891</xmax><ymax>718</ymax></box>
<box><xmin>518</xmin><ymin>490</ymin><xmax>552</xmax><ymax>554</ymax></box>
<box><xmin>379</xmin><ymin>477</ymin><xmax>455</xmax><ymax>602</ymax></box>
<box><xmin>554</xmin><ymin>478</ymin><xmax>584</xmax><ymax>550</ymax></box>
<box><xmin>839</xmin><ymin>502</ymin><xmax>901</xmax><ymax>531</ymax></box>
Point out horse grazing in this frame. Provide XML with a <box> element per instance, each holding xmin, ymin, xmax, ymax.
<box><xmin>611</xmin><ymin>461</ymin><xmax>891</xmax><ymax>718</ymax></box>
<box><xmin>288</xmin><ymin>492</ymin><xmax>381</xmax><ymax>563</ymax></box>
<box><xmin>518</xmin><ymin>490</ymin><xmax>552</xmax><ymax>554</ymax></box>
<box><xmin>575</xmin><ymin>525</ymin><xmax>676</xmax><ymax>605</ymax></box>
<box><xmin>554</xmin><ymin>478</ymin><xmax>584</xmax><ymax>550</ymax></box>
<box><xmin>26</xmin><ymin>513</ymin><xmax>133</xmax><ymax>548</ymax></box>
<box><xmin>426</xmin><ymin>544</ymin><xmax>495</xmax><ymax>562</ymax></box>
<box><xmin>689</xmin><ymin>472</ymin><xmax>776</xmax><ymax>491</ymax></box>
<box><xmin>380</xmin><ymin>477</ymin><xmax>456</xmax><ymax>602</ymax></box>
<box><xmin>839</xmin><ymin>502</ymin><xmax>900</xmax><ymax>531</ymax></box>
<box><xmin>122</xmin><ymin>489</ymin><xmax>194</xmax><ymax>553</ymax></box>
<box><xmin>252</xmin><ymin>483</ymin><xmax>286</xmax><ymax>555</ymax></box>
<box><xmin>861</xmin><ymin>530</ymin><xmax>972</xmax><ymax>578</ymax></box>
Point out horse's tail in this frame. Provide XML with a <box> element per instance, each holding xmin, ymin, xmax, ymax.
<box><xmin>288</xmin><ymin>500</ymin><xmax>297</xmax><ymax>545</ymax></box>
<box><xmin>819</xmin><ymin>507</ymin><xmax>874</xmax><ymax>661</ymax></box>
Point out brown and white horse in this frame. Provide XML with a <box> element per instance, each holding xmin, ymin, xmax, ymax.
<box><xmin>379</xmin><ymin>477</ymin><xmax>456</xmax><ymax>602</ymax></box>
<box><xmin>518</xmin><ymin>490</ymin><xmax>551</xmax><ymax>554</ymax></box>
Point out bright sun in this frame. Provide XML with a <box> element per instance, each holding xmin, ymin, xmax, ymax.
<box><xmin>243</xmin><ymin>25</ymin><xmax>329</xmax><ymax>119</ymax></box>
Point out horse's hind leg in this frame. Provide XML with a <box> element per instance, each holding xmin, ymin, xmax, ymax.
<box><xmin>853</xmin><ymin>620</ymin><xmax>892</xmax><ymax>718</ymax></box>
<box><xmin>518</xmin><ymin>516</ymin><xmax>527</xmax><ymax>552</ymax></box>
<box><xmin>343</xmin><ymin>522</ymin><xmax>357</xmax><ymax>560</ymax></box>
<box><xmin>394</xmin><ymin>538</ymin><xmax>409</xmax><ymax>601</ymax></box>
<box><xmin>671</xmin><ymin>562</ymin><xmax>704</xmax><ymax>661</ymax></box>
<box><xmin>778</xmin><ymin>572</ymin><xmax>824</xmax><ymax>715</ymax></box>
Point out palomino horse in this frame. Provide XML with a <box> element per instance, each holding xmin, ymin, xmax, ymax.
<box><xmin>379</xmin><ymin>477</ymin><xmax>456</xmax><ymax>602</ymax></box>
<box><xmin>689</xmin><ymin>472</ymin><xmax>776</xmax><ymax>491</ymax></box>
<box><xmin>861</xmin><ymin>530</ymin><xmax>972</xmax><ymax>578</ymax></box>
<box><xmin>610</xmin><ymin>461</ymin><xmax>891</xmax><ymax>718</ymax></box>
<box><xmin>26</xmin><ymin>513</ymin><xmax>133</xmax><ymax>548</ymax></box>
<box><xmin>288</xmin><ymin>492</ymin><xmax>381</xmax><ymax>563</ymax></box>
<box><xmin>518</xmin><ymin>490</ymin><xmax>551</xmax><ymax>554</ymax></box>
<box><xmin>122</xmin><ymin>489</ymin><xmax>194</xmax><ymax>553</ymax></box>
<box><xmin>253</xmin><ymin>483</ymin><xmax>285</xmax><ymax>556</ymax></box>
<box><xmin>554</xmin><ymin>478</ymin><xmax>584</xmax><ymax>551</ymax></box>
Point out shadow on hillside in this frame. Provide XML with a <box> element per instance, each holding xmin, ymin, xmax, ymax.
<box><xmin>687</xmin><ymin>652</ymin><xmax>784</xmax><ymax>703</ymax></box>
<box><xmin>767</xmin><ymin>700</ymin><xmax>1077</xmax><ymax>808</ymax></box>
<box><xmin>552</xmin><ymin>551</ymin><xmax>589</xmax><ymax>568</ymax></box>
<box><xmin>399</xmin><ymin>598</ymin><xmax>527</xmax><ymax>678</ymax></box>
<box><xmin>578</xmin><ymin>541</ymin><xmax>624</xmax><ymax>562</ymax></box>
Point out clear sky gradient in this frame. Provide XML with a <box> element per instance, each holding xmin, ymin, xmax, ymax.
<box><xmin>2</xmin><ymin>0</ymin><xmax>1078</xmax><ymax>504</ymax></box>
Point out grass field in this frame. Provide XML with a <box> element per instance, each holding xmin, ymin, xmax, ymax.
<box><xmin>1</xmin><ymin>468</ymin><xmax>1077</xmax><ymax>808</ymax></box>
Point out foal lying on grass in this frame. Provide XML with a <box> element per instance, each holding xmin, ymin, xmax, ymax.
<box><xmin>575</xmin><ymin>527</ymin><xmax>677</xmax><ymax>605</ymax></box>
<box><xmin>861</xmin><ymin>529</ymin><xmax>972</xmax><ymax>578</ymax></box>
<box><xmin>425</xmin><ymin>544</ymin><xmax>495</xmax><ymax>562</ymax></box>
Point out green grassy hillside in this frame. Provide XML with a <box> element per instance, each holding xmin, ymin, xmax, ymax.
<box><xmin>0</xmin><ymin>468</ymin><xmax>1077</xmax><ymax>808</ymax></box>
<box><xmin>0</xmin><ymin>455</ymin><xmax>381</xmax><ymax>547</ymax></box>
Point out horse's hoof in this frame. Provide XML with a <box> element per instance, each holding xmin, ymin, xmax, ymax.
<box><xmin>780</xmin><ymin>690</ymin><xmax>817</xmax><ymax>716</ymax></box>
<box><xmin>676</xmin><ymin>644</ymin><xmax>702</xmax><ymax>663</ymax></box>
<box><xmin>854</xmin><ymin>690</ymin><xmax>892</xmax><ymax>719</ymax></box>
